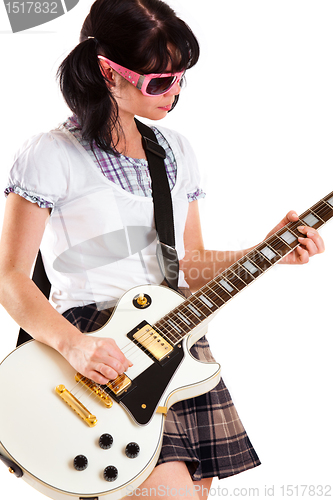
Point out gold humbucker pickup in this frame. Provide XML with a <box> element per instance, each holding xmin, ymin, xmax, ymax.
<box><xmin>133</xmin><ymin>324</ymin><xmax>173</xmax><ymax>361</ymax></box>
<box><xmin>75</xmin><ymin>373</ymin><xmax>113</xmax><ymax>408</ymax></box>
<box><xmin>106</xmin><ymin>374</ymin><xmax>132</xmax><ymax>396</ymax></box>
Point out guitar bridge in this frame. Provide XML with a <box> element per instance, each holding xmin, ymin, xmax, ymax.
<box><xmin>75</xmin><ymin>373</ymin><xmax>113</xmax><ymax>408</ymax></box>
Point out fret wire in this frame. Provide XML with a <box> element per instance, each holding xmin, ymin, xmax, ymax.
<box><xmin>163</xmin><ymin>317</ymin><xmax>184</xmax><ymax>343</ymax></box>
<box><xmin>163</xmin><ymin>317</ymin><xmax>187</xmax><ymax>342</ymax></box>
<box><xmin>154</xmin><ymin>321</ymin><xmax>179</xmax><ymax>344</ymax></box>
<box><xmin>281</xmin><ymin>222</ymin><xmax>301</xmax><ymax>237</ymax></box>
<box><xmin>229</xmin><ymin>261</ymin><xmax>248</xmax><ymax>278</ymax></box>
<box><xmin>266</xmin><ymin>235</ymin><xmax>291</xmax><ymax>256</ymax></box>
<box><xmin>323</xmin><ymin>199</ymin><xmax>333</xmax><ymax>210</ymax></box>
<box><xmin>175</xmin><ymin>304</ymin><xmax>198</xmax><ymax>327</ymax></box>
<box><xmin>202</xmin><ymin>283</ymin><xmax>227</xmax><ymax>307</ymax></box>
<box><xmin>284</xmin><ymin>223</ymin><xmax>303</xmax><ymax>239</ymax></box>
<box><xmin>178</xmin><ymin>301</ymin><xmax>202</xmax><ymax>326</ymax></box>
<box><xmin>224</xmin><ymin>272</ymin><xmax>246</xmax><ymax>290</ymax></box>
<box><xmin>265</xmin><ymin>240</ymin><xmax>283</xmax><ymax>259</ymax></box>
<box><xmin>313</xmin><ymin>193</ymin><xmax>333</xmax><ymax>212</ymax></box>
<box><xmin>201</xmin><ymin>284</ymin><xmax>222</xmax><ymax>305</ymax></box>
<box><xmin>308</xmin><ymin>208</ymin><xmax>324</xmax><ymax>223</ymax></box>
<box><xmin>257</xmin><ymin>252</ymin><xmax>273</xmax><ymax>269</ymax></box>
<box><xmin>213</xmin><ymin>278</ymin><xmax>234</xmax><ymax>297</ymax></box>
<box><xmin>188</xmin><ymin>295</ymin><xmax>210</xmax><ymax>318</ymax></box>
<box><xmin>205</xmin><ymin>282</ymin><xmax>228</xmax><ymax>307</ymax></box>
<box><xmin>154</xmin><ymin>315</ymin><xmax>182</xmax><ymax>343</ymax></box>
<box><xmin>156</xmin><ymin>318</ymin><xmax>179</xmax><ymax>341</ymax></box>
<box><xmin>303</xmin><ymin>193</ymin><xmax>332</xmax><ymax>215</ymax></box>
<box><xmin>230</xmin><ymin>262</ymin><xmax>255</xmax><ymax>284</ymax></box>
<box><xmin>255</xmin><ymin>247</ymin><xmax>275</xmax><ymax>265</ymax></box>
<box><xmin>249</xmin><ymin>254</ymin><xmax>263</xmax><ymax>273</ymax></box>
<box><xmin>165</xmin><ymin>307</ymin><xmax>193</xmax><ymax>334</ymax></box>
<box><xmin>173</xmin><ymin>308</ymin><xmax>195</xmax><ymax>333</ymax></box>
<box><xmin>222</xmin><ymin>274</ymin><xmax>241</xmax><ymax>291</ymax></box>
<box><xmin>194</xmin><ymin>291</ymin><xmax>219</xmax><ymax>312</ymax></box>
<box><xmin>151</xmin><ymin>192</ymin><xmax>333</xmax><ymax>345</ymax></box>
<box><xmin>239</xmin><ymin>261</ymin><xmax>259</xmax><ymax>277</ymax></box>
<box><xmin>239</xmin><ymin>259</ymin><xmax>262</xmax><ymax>277</ymax></box>
<box><xmin>229</xmin><ymin>268</ymin><xmax>247</xmax><ymax>286</ymax></box>
<box><xmin>209</xmin><ymin>279</ymin><xmax>234</xmax><ymax>302</ymax></box>
<box><xmin>275</xmin><ymin>234</ymin><xmax>293</xmax><ymax>249</ymax></box>
<box><xmin>312</xmin><ymin>202</ymin><xmax>333</xmax><ymax>221</ymax></box>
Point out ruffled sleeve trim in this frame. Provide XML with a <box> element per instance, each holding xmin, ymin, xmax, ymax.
<box><xmin>187</xmin><ymin>188</ymin><xmax>206</xmax><ymax>202</ymax></box>
<box><xmin>4</xmin><ymin>185</ymin><xmax>54</xmax><ymax>209</ymax></box>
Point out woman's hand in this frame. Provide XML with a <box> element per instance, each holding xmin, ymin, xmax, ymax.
<box><xmin>265</xmin><ymin>210</ymin><xmax>325</xmax><ymax>265</ymax></box>
<box><xmin>61</xmin><ymin>333</ymin><xmax>133</xmax><ymax>385</ymax></box>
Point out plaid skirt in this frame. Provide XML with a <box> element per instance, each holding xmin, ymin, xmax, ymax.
<box><xmin>63</xmin><ymin>303</ymin><xmax>260</xmax><ymax>481</ymax></box>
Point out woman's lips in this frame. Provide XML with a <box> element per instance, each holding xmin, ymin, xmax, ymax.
<box><xmin>158</xmin><ymin>104</ymin><xmax>172</xmax><ymax>111</ymax></box>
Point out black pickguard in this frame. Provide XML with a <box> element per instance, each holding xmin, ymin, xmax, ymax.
<box><xmin>103</xmin><ymin>322</ymin><xmax>185</xmax><ymax>425</ymax></box>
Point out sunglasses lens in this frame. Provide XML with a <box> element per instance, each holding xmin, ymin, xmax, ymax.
<box><xmin>146</xmin><ymin>76</ymin><xmax>176</xmax><ymax>95</ymax></box>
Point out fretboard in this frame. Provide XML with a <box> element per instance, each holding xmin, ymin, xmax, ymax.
<box><xmin>155</xmin><ymin>190</ymin><xmax>333</xmax><ymax>345</ymax></box>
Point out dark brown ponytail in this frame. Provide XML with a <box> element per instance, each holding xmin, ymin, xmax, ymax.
<box><xmin>57</xmin><ymin>0</ymin><xmax>200</xmax><ymax>153</ymax></box>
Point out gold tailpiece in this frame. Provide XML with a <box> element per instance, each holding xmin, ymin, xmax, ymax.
<box><xmin>55</xmin><ymin>384</ymin><xmax>97</xmax><ymax>427</ymax></box>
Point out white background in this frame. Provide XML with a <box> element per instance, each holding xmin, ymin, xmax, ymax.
<box><xmin>0</xmin><ymin>1</ymin><xmax>332</xmax><ymax>499</ymax></box>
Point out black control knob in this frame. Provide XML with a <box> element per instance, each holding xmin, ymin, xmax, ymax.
<box><xmin>103</xmin><ymin>465</ymin><xmax>118</xmax><ymax>482</ymax></box>
<box><xmin>99</xmin><ymin>433</ymin><xmax>113</xmax><ymax>450</ymax></box>
<box><xmin>125</xmin><ymin>442</ymin><xmax>140</xmax><ymax>459</ymax></box>
<box><xmin>73</xmin><ymin>455</ymin><xmax>88</xmax><ymax>471</ymax></box>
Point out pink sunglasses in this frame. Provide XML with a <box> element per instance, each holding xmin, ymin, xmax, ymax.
<box><xmin>98</xmin><ymin>55</ymin><xmax>184</xmax><ymax>96</ymax></box>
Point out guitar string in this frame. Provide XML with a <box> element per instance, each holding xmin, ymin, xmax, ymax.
<box><xmin>70</xmin><ymin>249</ymin><xmax>277</xmax><ymax>401</ymax></box>
<box><xmin>69</xmin><ymin>202</ymin><xmax>333</xmax><ymax>404</ymax></box>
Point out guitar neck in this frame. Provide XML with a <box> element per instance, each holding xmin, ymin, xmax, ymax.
<box><xmin>155</xmin><ymin>191</ymin><xmax>333</xmax><ymax>344</ymax></box>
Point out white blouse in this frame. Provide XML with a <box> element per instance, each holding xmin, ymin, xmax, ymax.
<box><xmin>6</xmin><ymin>125</ymin><xmax>202</xmax><ymax>314</ymax></box>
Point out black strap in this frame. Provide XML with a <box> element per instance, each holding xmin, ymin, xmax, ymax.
<box><xmin>17</xmin><ymin>250</ymin><xmax>51</xmax><ymax>347</ymax></box>
<box><xmin>134</xmin><ymin>119</ymin><xmax>179</xmax><ymax>291</ymax></box>
<box><xmin>134</xmin><ymin>118</ymin><xmax>176</xmax><ymax>248</ymax></box>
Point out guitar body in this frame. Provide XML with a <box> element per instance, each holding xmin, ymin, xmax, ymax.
<box><xmin>2</xmin><ymin>191</ymin><xmax>332</xmax><ymax>500</ymax></box>
<box><xmin>0</xmin><ymin>284</ymin><xmax>220</xmax><ymax>500</ymax></box>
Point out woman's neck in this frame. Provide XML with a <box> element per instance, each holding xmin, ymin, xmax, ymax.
<box><xmin>114</xmin><ymin>114</ymin><xmax>147</xmax><ymax>160</ymax></box>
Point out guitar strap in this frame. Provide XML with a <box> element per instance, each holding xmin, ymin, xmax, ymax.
<box><xmin>134</xmin><ymin>118</ymin><xmax>180</xmax><ymax>292</ymax></box>
<box><xmin>16</xmin><ymin>120</ymin><xmax>179</xmax><ymax>347</ymax></box>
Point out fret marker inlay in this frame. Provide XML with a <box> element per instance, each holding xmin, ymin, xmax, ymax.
<box><xmin>219</xmin><ymin>279</ymin><xmax>234</xmax><ymax>293</ymax></box>
<box><xmin>280</xmin><ymin>230</ymin><xmax>297</xmax><ymax>245</ymax></box>
<box><xmin>327</xmin><ymin>196</ymin><xmax>333</xmax><ymax>207</ymax></box>
<box><xmin>302</xmin><ymin>213</ymin><xmax>319</xmax><ymax>227</ymax></box>
<box><xmin>260</xmin><ymin>246</ymin><xmax>277</xmax><ymax>261</ymax></box>
<box><xmin>188</xmin><ymin>305</ymin><xmax>202</xmax><ymax>317</ymax></box>
<box><xmin>167</xmin><ymin>320</ymin><xmax>182</xmax><ymax>334</ymax></box>
<box><xmin>242</xmin><ymin>260</ymin><xmax>259</xmax><ymax>275</ymax></box>
<box><xmin>199</xmin><ymin>295</ymin><xmax>214</xmax><ymax>308</ymax></box>
<box><xmin>177</xmin><ymin>312</ymin><xmax>191</xmax><ymax>325</ymax></box>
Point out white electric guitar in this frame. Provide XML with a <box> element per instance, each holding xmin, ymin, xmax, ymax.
<box><xmin>1</xmin><ymin>191</ymin><xmax>332</xmax><ymax>500</ymax></box>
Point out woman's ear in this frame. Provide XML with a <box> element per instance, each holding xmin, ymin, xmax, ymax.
<box><xmin>98</xmin><ymin>58</ymin><xmax>116</xmax><ymax>85</ymax></box>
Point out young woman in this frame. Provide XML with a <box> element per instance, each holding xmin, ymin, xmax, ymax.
<box><xmin>0</xmin><ymin>0</ymin><xmax>325</xmax><ymax>498</ymax></box>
